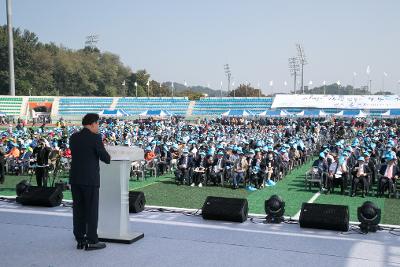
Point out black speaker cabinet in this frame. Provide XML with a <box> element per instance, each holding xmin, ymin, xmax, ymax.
<box><xmin>202</xmin><ymin>196</ymin><xmax>248</xmax><ymax>223</ymax></box>
<box><xmin>129</xmin><ymin>191</ymin><xmax>146</xmax><ymax>213</ymax></box>
<box><xmin>299</xmin><ymin>203</ymin><xmax>349</xmax><ymax>232</ymax></box>
<box><xmin>16</xmin><ymin>186</ymin><xmax>63</xmax><ymax>207</ymax></box>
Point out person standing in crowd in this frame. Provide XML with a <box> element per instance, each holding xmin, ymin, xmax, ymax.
<box><xmin>69</xmin><ymin>113</ymin><xmax>111</xmax><ymax>251</ymax></box>
<box><xmin>32</xmin><ymin>139</ymin><xmax>51</xmax><ymax>187</ymax></box>
<box><xmin>0</xmin><ymin>145</ymin><xmax>5</xmax><ymax>184</ymax></box>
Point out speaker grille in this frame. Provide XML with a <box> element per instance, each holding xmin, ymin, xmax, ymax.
<box><xmin>202</xmin><ymin>196</ymin><xmax>248</xmax><ymax>223</ymax></box>
<box><xmin>299</xmin><ymin>203</ymin><xmax>349</xmax><ymax>232</ymax></box>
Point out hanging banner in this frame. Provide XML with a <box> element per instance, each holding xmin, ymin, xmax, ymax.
<box><xmin>271</xmin><ymin>94</ymin><xmax>400</xmax><ymax>110</ymax></box>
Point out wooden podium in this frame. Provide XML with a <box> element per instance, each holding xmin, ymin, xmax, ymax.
<box><xmin>98</xmin><ymin>146</ymin><xmax>144</xmax><ymax>244</ymax></box>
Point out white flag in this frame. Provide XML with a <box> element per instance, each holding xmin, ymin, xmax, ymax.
<box><xmin>134</xmin><ymin>81</ymin><xmax>138</xmax><ymax>87</ymax></box>
<box><xmin>309</xmin><ymin>80</ymin><xmax>313</xmax><ymax>85</ymax></box>
<box><xmin>269</xmin><ymin>80</ymin><xmax>273</xmax><ymax>86</ymax></box>
<box><xmin>220</xmin><ymin>81</ymin><xmax>223</xmax><ymax>87</ymax></box>
<box><xmin>146</xmin><ymin>80</ymin><xmax>150</xmax><ymax>86</ymax></box>
<box><xmin>366</xmin><ymin>65</ymin><xmax>371</xmax><ymax>75</ymax></box>
<box><xmin>323</xmin><ymin>80</ymin><xmax>326</xmax><ymax>85</ymax></box>
<box><xmin>383</xmin><ymin>72</ymin><xmax>388</xmax><ymax>77</ymax></box>
<box><xmin>171</xmin><ymin>82</ymin><xmax>174</xmax><ymax>88</ymax></box>
<box><xmin>122</xmin><ymin>80</ymin><xmax>126</xmax><ymax>86</ymax></box>
<box><xmin>337</xmin><ymin>80</ymin><xmax>341</xmax><ymax>86</ymax></box>
<box><xmin>184</xmin><ymin>81</ymin><xmax>187</xmax><ymax>87</ymax></box>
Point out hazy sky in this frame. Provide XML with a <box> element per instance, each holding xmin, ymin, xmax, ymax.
<box><xmin>1</xmin><ymin>0</ymin><xmax>399</xmax><ymax>94</ymax></box>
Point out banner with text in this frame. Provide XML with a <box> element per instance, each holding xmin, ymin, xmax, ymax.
<box><xmin>271</xmin><ymin>94</ymin><xmax>400</xmax><ymax>110</ymax></box>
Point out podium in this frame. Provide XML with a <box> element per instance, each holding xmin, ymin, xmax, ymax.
<box><xmin>98</xmin><ymin>146</ymin><xmax>144</xmax><ymax>244</ymax></box>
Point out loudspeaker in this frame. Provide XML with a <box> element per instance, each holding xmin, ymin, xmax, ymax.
<box><xmin>202</xmin><ymin>196</ymin><xmax>248</xmax><ymax>223</ymax></box>
<box><xmin>299</xmin><ymin>203</ymin><xmax>349</xmax><ymax>232</ymax></box>
<box><xmin>16</xmin><ymin>186</ymin><xmax>63</xmax><ymax>207</ymax></box>
<box><xmin>16</xmin><ymin>180</ymin><xmax>30</xmax><ymax>196</ymax></box>
<box><xmin>129</xmin><ymin>191</ymin><xmax>146</xmax><ymax>213</ymax></box>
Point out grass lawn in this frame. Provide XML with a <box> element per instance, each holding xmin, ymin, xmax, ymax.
<box><xmin>1</xmin><ymin>161</ymin><xmax>399</xmax><ymax>225</ymax></box>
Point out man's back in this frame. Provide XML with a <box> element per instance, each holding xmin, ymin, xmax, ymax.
<box><xmin>69</xmin><ymin>128</ymin><xmax>110</xmax><ymax>187</ymax></box>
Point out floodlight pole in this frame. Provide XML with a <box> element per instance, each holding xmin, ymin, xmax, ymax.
<box><xmin>6</xmin><ymin>0</ymin><xmax>16</xmax><ymax>96</ymax></box>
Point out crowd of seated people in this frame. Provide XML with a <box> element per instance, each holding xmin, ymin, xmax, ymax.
<box><xmin>311</xmin><ymin>121</ymin><xmax>400</xmax><ymax>198</ymax></box>
<box><xmin>1</xmin><ymin>115</ymin><xmax>398</xmax><ymax>198</ymax></box>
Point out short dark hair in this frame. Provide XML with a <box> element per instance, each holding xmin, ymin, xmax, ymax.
<box><xmin>82</xmin><ymin>113</ymin><xmax>99</xmax><ymax>126</ymax></box>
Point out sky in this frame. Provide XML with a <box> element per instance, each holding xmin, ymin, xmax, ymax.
<box><xmin>1</xmin><ymin>0</ymin><xmax>400</xmax><ymax>94</ymax></box>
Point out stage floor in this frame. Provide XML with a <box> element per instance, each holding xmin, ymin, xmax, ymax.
<box><xmin>0</xmin><ymin>201</ymin><xmax>399</xmax><ymax>267</ymax></box>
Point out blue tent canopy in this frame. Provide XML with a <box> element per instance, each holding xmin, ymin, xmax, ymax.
<box><xmin>295</xmin><ymin>109</ymin><xmax>328</xmax><ymax>117</ymax></box>
<box><xmin>139</xmin><ymin>110</ymin><xmax>172</xmax><ymax>117</ymax></box>
<box><xmin>335</xmin><ymin>110</ymin><xmax>367</xmax><ymax>117</ymax></box>
<box><xmin>381</xmin><ymin>109</ymin><xmax>400</xmax><ymax>117</ymax></box>
<box><xmin>98</xmin><ymin>109</ymin><xmax>128</xmax><ymax>117</ymax></box>
<box><xmin>0</xmin><ymin>111</ymin><xmax>6</xmax><ymax>116</ymax></box>
<box><xmin>221</xmin><ymin>109</ymin><xmax>253</xmax><ymax>117</ymax></box>
<box><xmin>258</xmin><ymin>109</ymin><xmax>289</xmax><ymax>117</ymax></box>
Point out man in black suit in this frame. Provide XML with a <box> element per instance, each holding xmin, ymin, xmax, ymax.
<box><xmin>69</xmin><ymin>113</ymin><xmax>111</xmax><ymax>251</ymax></box>
<box><xmin>350</xmin><ymin>157</ymin><xmax>371</xmax><ymax>197</ymax></box>
<box><xmin>378</xmin><ymin>156</ymin><xmax>399</xmax><ymax>197</ymax></box>
<box><xmin>32</xmin><ymin>139</ymin><xmax>51</xmax><ymax>187</ymax></box>
<box><xmin>175</xmin><ymin>149</ymin><xmax>193</xmax><ymax>185</ymax></box>
<box><xmin>0</xmin><ymin>146</ymin><xmax>5</xmax><ymax>184</ymax></box>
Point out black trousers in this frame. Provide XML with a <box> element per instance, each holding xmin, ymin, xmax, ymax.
<box><xmin>35</xmin><ymin>167</ymin><xmax>48</xmax><ymax>187</ymax></box>
<box><xmin>352</xmin><ymin>176</ymin><xmax>368</xmax><ymax>195</ymax></box>
<box><xmin>71</xmin><ymin>185</ymin><xmax>99</xmax><ymax>244</ymax></box>
<box><xmin>0</xmin><ymin>159</ymin><xmax>4</xmax><ymax>184</ymax></box>
<box><xmin>379</xmin><ymin>177</ymin><xmax>394</xmax><ymax>195</ymax></box>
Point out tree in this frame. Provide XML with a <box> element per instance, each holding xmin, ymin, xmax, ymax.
<box><xmin>229</xmin><ymin>84</ymin><xmax>265</xmax><ymax>97</ymax></box>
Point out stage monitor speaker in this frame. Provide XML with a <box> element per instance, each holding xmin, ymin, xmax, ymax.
<box><xmin>16</xmin><ymin>186</ymin><xmax>63</xmax><ymax>207</ymax></box>
<box><xmin>202</xmin><ymin>196</ymin><xmax>248</xmax><ymax>223</ymax></box>
<box><xmin>299</xmin><ymin>203</ymin><xmax>349</xmax><ymax>232</ymax></box>
<box><xmin>129</xmin><ymin>191</ymin><xmax>146</xmax><ymax>213</ymax></box>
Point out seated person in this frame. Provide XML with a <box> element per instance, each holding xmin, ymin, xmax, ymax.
<box><xmin>378</xmin><ymin>155</ymin><xmax>399</xmax><ymax>197</ymax></box>
<box><xmin>175</xmin><ymin>149</ymin><xmax>193</xmax><ymax>185</ymax></box>
<box><xmin>210</xmin><ymin>151</ymin><xmax>225</xmax><ymax>186</ymax></box>
<box><xmin>326</xmin><ymin>154</ymin><xmax>345</xmax><ymax>194</ymax></box>
<box><xmin>192</xmin><ymin>151</ymin><xmax>207</xmax><ymax>187</ymax></box>
<box><xmin>232</xmin><ymin>151</ymin><xmax>248</xmax><ymax>189</ymax></box>
<box><xmin>312</xmin><ymin>152</ymin><xmax>328</xmax><ymax>186</ymax></box>
<box><xmin>350</xmin><ymin>157</ymin><xmax>371</xmax><ymax>197</ymax></box>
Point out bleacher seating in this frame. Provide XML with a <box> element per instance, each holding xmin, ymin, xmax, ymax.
<box><xmin>192</xmin><ymin>97</ymin><xmax>274</xmax><ymax>116</ymax></box>
<box><xmin>115</xmin><ymin>97</ymin><xmax>190</xmax><ymax>116</ymax></box>
<box><xmin>28</xmin><ymin>97</ymin><xmax>54</xmax><ymax>102</ymax></box>
<box><xmin>0</xmin><ymin>96</ymin><xmax>23</xmax><ymax>115</ymax></box>
<box><xmin>58</xmin><ymin>97</ymin><xmax>113</xmax><ymax>116</ymax></box>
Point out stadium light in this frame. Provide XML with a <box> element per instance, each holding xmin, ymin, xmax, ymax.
<box><xmin>6</xmin><ymin>0</ymin><xmax>15</xmax><ymax>96</ymax></box>
<box><xmin>288</xmin><ymin>57</ymin><xmax>300</xmax><ymax>94</ymax></box>
<box><xmin>337</xmin><ymin>80</ymin><xmax>341</xmax><ymax>94</ymax></box>
<box><xmin>366</xmin><ymin>65</ymin><xmax>372</xmax><ymax>94</ymax></box>
<box><xmin>224</xmin><ymin>64</ymin><xmax>232</xmax><ymax>94</ymax></box>
<box><xmin>296</xmin><ymin>44</ymin><xmax>308</xmax><ymax>94</ymax></box>
<box><xmin>134</xmin><ymin>82</ymin><xmax>138</xmax><ymax>98</ymax></box>
<box><xmin>357</xmin><ymin>201</ymin><xmax>381</xmax><ymax>233</ymax></box>
<box><xmin>265</xmin><ymin>195</ymin><xmax>285</xmax><ymax>223</ymax></box>
<box><xmin>383</xmin><ymin>72</ymin><xmax>388</xmax><ymax>92</ymax></box>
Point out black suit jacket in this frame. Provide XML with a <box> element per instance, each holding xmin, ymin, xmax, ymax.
<box><xmin>379</xmin><ymin>164</ymin><xmax>400</xmax><ymax>178</ymax></box>
<box><xmin>69</xmin><ymin>128</ymin><xmax>111</xmax><ymax>187</ymax></box>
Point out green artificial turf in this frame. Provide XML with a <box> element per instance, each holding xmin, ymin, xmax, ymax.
<box><xmin>1</xmin><ymin>162</ymin><xmax>399</xmax><ymax>226</ymax></box>
<box><xmin>247</xmin><ymin>160</ymin><xmax>317</xmax><ymax>216</ymax></box>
